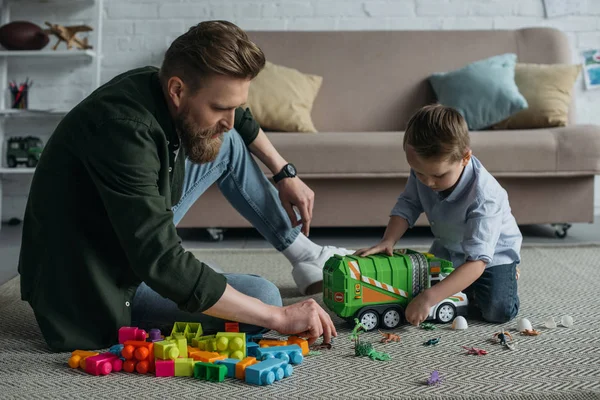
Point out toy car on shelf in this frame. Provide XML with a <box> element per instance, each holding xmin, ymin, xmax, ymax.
<box><xmin>323</xmin><ymin>249</ymin><xmax>468</xmax><ymax>331</ymax></box>
<box><xmin>6</xmin><ymin>136</ymin><xmax>43</xmax><ymax>168</ymax></box>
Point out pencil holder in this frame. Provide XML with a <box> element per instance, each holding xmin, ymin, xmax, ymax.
<box><xmin>10</xmin><ymin>87</ymin><xmax>28</xmax><ymax>109</ymax></box>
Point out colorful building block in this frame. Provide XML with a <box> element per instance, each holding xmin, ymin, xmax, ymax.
<box><xmin>68</xmin><ymin>350</ymin><xmax>99</xmax><ymax>369</ymax></box>
<box><xmin>118</xmin><ymin>327</ymin><xmax>147</xmax><ymax>344</ymax></box>
<box><xmin>189</xmin><ymin>350</ymin><xmax>226</xmax><ymax>363</ymax></box>
<box><xmin>258</xmin><ymin>339</ymin><xmax>288</xmax><ymax>347</ymax></box>
<box><xmin>193</xmin><ymin>362</ymin><xmax>227</xmax><ymax>382</ymax></box>
<box><xmin>235</xmin><ymin>357</ymin><xmax>258</xmax><ymax>380</ymax></box>
<box><xmin>84</xmin><ymin>353</ymin><xmax>123</xmax><ymax>376</ymax></box>
<box><xmin>246</xmin><ymin>333</ymin><xmax>263</xmax><ymax>343</ymax></box>
<box><xmin>148</xmin><ymin>328</ymin><xmax>163</xmax><ymax>342</ymax></box>
<box><xmin>224</xmin><ymin>322</ymin><xmax>240</xmax><ymax>332</ymax></box>
<box><xmin>122</xmin><ymin>340</ymin><xmax>154</xmax><ymax>374</ymax></box>
<box><xmin>155</xmin><ymin>359</ymin><xmax>175</xmax><ymax>377</ymax></box>
<box><xmin>287</xmin><ymin>336</ymin><xmax>310</xmax><ymax>356</ymax></box>
<box><xmin>174</xmin><ymin>358</ymin><xmax>195</xmax><ymax>377</ymax></box>
<box><xmin>165</xmin><ymin>335</ymin><xmax>187</xmax><ymax>358</ymax></box>
<box><xmin>215</xmin><ymin>332</ymin><xmax>246</xmax><ymax>360</ymax></box>
<box><xmin>154</xmin><ymin>340</ymin><xmax>180</xmax><ymax>360</ymax></box>
<box><xmin>170</xmin><ymin>322</ymin><xmax>203</xmax><ymax>344</ymax></box>
<box><xmin>245</xmin><ymin>358</ymin><xmax>293</xmax><ymax>386</ymax></box>
<box><xmin>108</xmin><ymin>344</ymin><xmax>124</xmax><ymax>359</ymax></box>
<box><xmin>255</xmin><ymin>344</ymin><xmax>304</xmax><ymax>365</ymax></box>
<box><xmin>246</xmin><ymin>342</ymin><xmax>260</xmax><ymax>358</ymax></box>
<box><xmin>215</xmin><ymin>358</ymin><xmax>240</xmax><ymax>378</ymax></box>
<box><xmin>195</xmin><ymin>335</ymin><xmax>217</xmax><ymax>351</ymax></box>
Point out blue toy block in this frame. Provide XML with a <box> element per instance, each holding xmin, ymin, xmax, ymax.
<box><xmin>255</xmin><ymin>344</ymin><xmax>304</xmax><ymax>365</ymax></box>
<box><xmin>245</xmin><ymin>358</ymin><xmax>293</xmax><ymax>386</ymax></box>
<box><xmin>246</xmin><ymin>333</ymin><xmax>263</xmax><ymax>342</ymax></box>
<box><xmin>214</xmin><ymin>358</ymin><xmax>240</xmax><ymax>378</ymax></box>
<box><xmin>108</xmin><ymin>344</ymin><xmax>124</xmax><ymax>360</ymax></box>
<box><xmin>246</xmin><ymin>342</ymin><xmax>259</xmax><ymax>357</ymax></box>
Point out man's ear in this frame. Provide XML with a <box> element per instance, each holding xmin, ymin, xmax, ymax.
<box><xmin>462</xmin><ymin>149</ymin><xmax>472</xmax><ymax>166</ymax></box>
<box><xmin>167</xmin><ymin>76</ymin><xmax>185</xmax><ymax>109</ymax></box>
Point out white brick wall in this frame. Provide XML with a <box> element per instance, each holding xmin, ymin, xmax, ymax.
<box><xmin>3</xmin><ymin>0</ymin><xmax>600</xmax><ymax>220</ymax></box>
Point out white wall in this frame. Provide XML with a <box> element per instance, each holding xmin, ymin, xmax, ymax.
<box><xmin>3</xmin><ymin>0</ymin><xmax>600</xmax><ymax>220</ymax></box>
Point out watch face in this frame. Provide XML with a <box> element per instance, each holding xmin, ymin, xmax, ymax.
<box><xmin>286</xmin><ymin>164</ymin><xmax>296</xmax><ymax>176</ymax></box>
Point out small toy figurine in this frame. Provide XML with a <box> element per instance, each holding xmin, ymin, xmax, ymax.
<box><xmin>520</xmin><ymin>329</ymin><xmax>541</xmax><ymax>336</ymax></box>
<box><xmin>378</xmin><ymin>330</ymin><xmax>401</xmax><ymax>343</ymax></box>
<box><xmin>462</xmin><ymin>346</ymin><xmax>488</xmax><ymax>355</ymax></box>
<box><xmin>424</xmin><ymin>337</ymin><xmax>441</xmax><ymax>346</ymax></box>
<box><xmin>427</xmin><ymin>370</ymin><xmax>444</xmax><ymax>386</ymax></box>
<box><xmin>44</xmin><ymin>22</ymin><xmax>93</xmax><ymax>50</ymax></box>
<box><xmin>493</xmin><ymin>329</ymin><xmax>513</xmax><ymax>345</ymax></box>
<box><xmin>420</xmin><ymin>322</ymin><xmax>436</xmax><ymax>331</ymax></box>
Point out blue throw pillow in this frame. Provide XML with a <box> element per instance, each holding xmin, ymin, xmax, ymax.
<box><xmin>428</xmin><ymin>53</ymin><xmax>528</xmax><ymax>130</ymax></box>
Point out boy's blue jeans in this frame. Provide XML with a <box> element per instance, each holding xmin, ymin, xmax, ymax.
<box><xmin>131</xmin><ymin>129</ymin><xmax>301</xmax><ymax>334</ymax></box>
<box><xmin>463</xmin><ymin>261</ymin><xmax>520</xmax><ymax>323</ymax></box>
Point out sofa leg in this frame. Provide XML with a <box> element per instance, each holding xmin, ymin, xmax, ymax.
<box><xmin>552</xmin><ymin>223</ymin><xmax>572</xmax><ymax>239</ymax></box>
<box><xmin>206</xmin><ymin>228</ymin><xmax>225</xmax><ymax>242</ymax></box>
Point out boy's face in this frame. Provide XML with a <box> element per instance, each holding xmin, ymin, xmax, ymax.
<box><xmin>406</xmin><ymin>145</ymin><xmax>471</xmax><ymax>192</ymax></box>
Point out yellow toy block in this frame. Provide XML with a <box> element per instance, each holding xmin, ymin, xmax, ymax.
<box><xmin>174</xmin><ymin>358</ymin><xmax>195</xmax><ymax>377</ymax></box>
<box><xmin>189</xmin><ymin>350</ymin><xmax>227</xmax><ymax>363</ymax></box>
<box><xmin>287</xmin><ymin>336</ymin><xmax>310</xmax><ymax>356</ymax></box>
<box><xmin>195</xmin><ymin>335</ymin><xmax>217</xmax><ymax>351</ymax></box>
<box><xmin>258</xmin><ymin>339</ymin><xmax>288</xmax><ymax>348</ymax></box>
<box><xmin>215</xmin><ymin>332</ymin><xmax>246</xmax><ymax>360</ymax></box>
<box><xmin>235</xmin><ymin>356</ymin><xmax>258</xmax><ymax>380</ymax></box>
<box><xmin>165</xmin><ymin>336</ymin><xmax>187</xmax><ymax>358</ymax></box>
<box><xmin>68</xmin><ymin>350</ymin><xmax>99</xmax><ymax>369</ymax></box>
<box><xmin>154</xmin><ymin>340</ymin><xmax>180</xmax><ymax>360</ymax></box>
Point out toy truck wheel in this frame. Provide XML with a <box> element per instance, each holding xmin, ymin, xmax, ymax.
<box><xmin>357</xmin><ymin>309</ymin><xmax>380</xmax><ymax>331</ymax></box>
<box><xmin>27</xmin><ymin>156</ymin><xmax>37</xmax><ymax>168</ymax></box>
<box><xmin>381</xmin><ymin>307</ymin><xmax>403</xmax><ymax>329</ymax></box>
<box><xmin>7</xmin><ymin>156</ymin><xmax>16</xmax><ymax>168</ymax></box>
<box><xmin>436</xmin><ymin>303</ymin><xmax>456</xmax><ymax>323</ymax></box>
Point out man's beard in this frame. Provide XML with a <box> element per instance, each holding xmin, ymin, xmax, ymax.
<box><xmin>175</xmin><ymin>108</ymin><xmax>224</xmax><ymax>164</ymax></box>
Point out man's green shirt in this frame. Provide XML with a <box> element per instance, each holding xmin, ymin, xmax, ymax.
<box><xmin>18</xmin><ymin>66</ymin><xmax>260</xmax><ymax>352</ymax></box>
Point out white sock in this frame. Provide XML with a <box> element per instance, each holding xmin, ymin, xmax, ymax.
<box><xmin>281</xmin><ymin>233</ymin><xmax>322</xmax><ymax>264</ymax></box>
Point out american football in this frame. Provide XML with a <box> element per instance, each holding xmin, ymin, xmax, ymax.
<box><xmin>0</xmin><ymin>21</ymin><xmax>49</xmax><ymax>51</ymax></box>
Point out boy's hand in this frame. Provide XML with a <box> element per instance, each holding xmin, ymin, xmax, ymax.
<box><xmin>354</xmin><ymin>240</ymin><xmax>395</xmax><ymax>257</ymax></box>
<box><xmin>405</xmin><ymin>292</ymin><xmax>434</xmax><ymax>326</ymax></box>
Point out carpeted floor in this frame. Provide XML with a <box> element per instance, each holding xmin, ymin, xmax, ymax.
<box><xmin>1</xmin><ymin>246</ymin><xmax>600</xmax><ymax>399</ymax></box>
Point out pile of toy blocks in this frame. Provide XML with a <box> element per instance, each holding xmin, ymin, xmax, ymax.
<box><xmin>67</xmin><ymin>322</ymin><xmax>309</xmax><ymax>386</ymax></box>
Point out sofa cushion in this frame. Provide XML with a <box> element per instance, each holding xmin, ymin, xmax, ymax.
<box><xmin>246</xmin><ymin>61</ymin><xmax>322</xmax><ymax>133</ymax></box>
<box><xmin>429</xmin><ymin>53</ymin><xmax>528</xmax><ymax>130</ymax></box>
<box><xmin>492</xmin><ymin>63</ymin><xmax>581</xmax><ymax>129</ymax></box>
<box><xmin>264</xmin><ymin>125</ymin><xmax>600</xmax><ymax>177</ymax></box>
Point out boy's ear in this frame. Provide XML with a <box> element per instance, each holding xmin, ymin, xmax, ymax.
<box><xmin>462</xmin><ymin>149</ymin><xmax>472</xmax><ymax>166</ymax></box>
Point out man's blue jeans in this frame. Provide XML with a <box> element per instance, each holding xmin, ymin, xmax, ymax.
<box><xmin>131</xmin><ymin>129</ymin><xmax>301</xmax><ymax>334</ymax></box>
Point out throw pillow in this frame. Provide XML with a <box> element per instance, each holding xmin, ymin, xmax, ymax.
<box><xmin>428</xmin><ymin>53</ymin><xmax>528</xmax><ymax>130</ymax></box>
<box><xmin>246</xmin><ymin>61</ymin><xmax>323</xmax><ymax>133</ymax></box>
<box><xmin>492</xmin><ymin>63</ymin><xmax>581</xmax><ymax>129</ymax></box>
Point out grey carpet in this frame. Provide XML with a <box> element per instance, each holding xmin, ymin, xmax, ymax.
<box><xmin>1</xmin><ymin>246</ymin><xmax>600</xmax><ymax>400</ymax></box>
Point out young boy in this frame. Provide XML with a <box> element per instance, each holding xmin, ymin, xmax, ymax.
<box><xmin>355</xmin><ymin>104</ymin><xmax>522</xmax><ymax>325</ymax></box>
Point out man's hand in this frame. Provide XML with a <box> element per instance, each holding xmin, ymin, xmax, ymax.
<box><xmin>271</xmin><ymin>298</ymin><xmax>337</xmax><ymax>345</ymax></box>
<box><xmin>405</xmin><ymin>291</ymin><xmax>434</xmax><ymax>326</ymax></box>
<box><xmin>277</xmin><ymin>177</ymin><xmax>314</xmax><ymax>236</ymax></box>
<box><xmin>354</xmin><ymin>240</ymin><xmax>395</xmax><ymax>257</ymax></box>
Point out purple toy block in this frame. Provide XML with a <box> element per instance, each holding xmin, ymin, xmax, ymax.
<box><xmin>155</xmin><ymin>359</ymin><xmax>175</xmax><ymax>377</ymax></box>
<box><xmin>148</xmin><ymin>329</ymin><xmax>163</xmax><ymax>342</ymax></box>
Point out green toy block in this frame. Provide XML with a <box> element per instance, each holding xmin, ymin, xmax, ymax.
<box><xmin>195</xmin><ymin>335</ymin><xmax>217</xmax><ymax>351</ymax></box>
<box><xmin>171</xmin><ymin>322</ymin><xmax>203</xmax><ymax>345</ymax></box>
<box><xmin>165</xmin><ymin>336</ymin><xmax>187</xmax><ymax>357</ymax></box>
<box><xmin>154</xmin><ymin>340</ymin><xmax>180</xmax><ymax>360</ymax></box>
<box><xmin>215</xmin><ymin>332</ymin><xmax>246</xmax><ymax>360</ymax></box>
<box><xmin>174</xmin><ymin>358</ymin><xmax>195</xmax><ymax>377</ymax></box>
<box><xmin>193</xmin><ymin>362</ymin><xmax>227</xmax><ymax>382</ymax></box>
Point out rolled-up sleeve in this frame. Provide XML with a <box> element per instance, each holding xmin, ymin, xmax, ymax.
<box><xmin>234</xmin><ymin>107</ymin><xmax>260</xmax><ymax>146</ymax></box>
<box><xmin>82</xmin><ymin>118</ymin><xmax>227</xmax><ymax>313</ymax></box>
<box><xmin>461</xmin><ymin>197</ymin><xmax>503</xmax><ymax>266</ymax></box>
<box><xmin>390</xmin><ymin>170</ymin><xmax>424</xmax><ymax>227</ymax></box>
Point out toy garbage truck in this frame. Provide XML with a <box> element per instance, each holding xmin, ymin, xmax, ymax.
<box><xmin>6</xmin><ymin>136</ymin><xmax>43</xmax><ymax>168</ymax></box>
<box><xmin>323</xmin><ymin>249</ymin><xmax>468</xmax><ymax>331</ymax></box>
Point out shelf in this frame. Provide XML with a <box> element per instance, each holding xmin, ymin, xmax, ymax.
<box><xmin>7</xmin><ymin>0</ymin><xmax>95</xmax><ymax>5</ymax></box>
<box><xmin>0</xmin><ymin>50</ymin><xmax>96</xmax><ymax>59</ymax></box>
<box><xmin>0</xmin><ymin>167</ymin><xmax>35</xmax><ymax>174</ymax></box>
<box><xmin>0</xmin><ymin>109</ymin><xmax>68</xmax><ymax>118</ymax></box>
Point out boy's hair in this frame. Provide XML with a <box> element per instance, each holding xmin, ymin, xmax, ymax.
<box><xmin>403</xmin><ymin>104</ymin><xmax>470</xmax><ymax>162</ymax></box>
<box><xmin>159</xmin><ymin>20</ymin><xmax>266</xmax><ymax>92</ymax></box>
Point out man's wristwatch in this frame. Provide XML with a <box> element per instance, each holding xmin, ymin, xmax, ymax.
<box><xmin>273</xmin><ymin>163</ymin><xmax>297</xmax><ymax>183</ymax></box>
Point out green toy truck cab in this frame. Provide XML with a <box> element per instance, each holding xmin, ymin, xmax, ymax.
<box><xmin>323</xmin><ymin>249</ymin><xmax>469</xmax><ymax>331</ymax></box>
<box><xmin>6</xmin><ymin>136</ymin><xmax>43</xmax><ymax>168</ymax></box>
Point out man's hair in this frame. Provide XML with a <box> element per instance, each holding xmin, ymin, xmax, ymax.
<box><xmin>159</xmin><ymin>20</ymin><xmax>265</xmax><ymax>91</ymax></box>
<box><xmin>403</xmin><ymin>104</ymin><xmax>470</xmax><ymax>162</ymax></box>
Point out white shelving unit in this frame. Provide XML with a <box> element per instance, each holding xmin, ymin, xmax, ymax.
<box><xmin>0</xmin><ymin>0</ymin><xmax>103</xmax><ymax>227</ymax></box>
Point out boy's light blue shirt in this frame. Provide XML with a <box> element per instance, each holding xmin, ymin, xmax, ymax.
<box><xmin>391</xmin><ymin>155</ymin><xmax>522</xmax><ymax>268</ymax></box>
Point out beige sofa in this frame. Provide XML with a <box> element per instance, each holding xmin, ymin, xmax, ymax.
<box><xmin>178</xmin><ymin>28</ymin><xmax>600</xmax><ymax>238</ymax></box>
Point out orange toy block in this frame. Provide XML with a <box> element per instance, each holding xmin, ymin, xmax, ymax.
<box><xmin>122</xmin><ymin>340</ymin><xmax>154</xmax><ymax>374</ymax></box>
<box><xmin>68</xmin><ymin>350</ymin><xmax>99</xmax><ymax>369</ymax></box>
<box><xmin>189</xmin><ymin>350</ymin><xmax>227</xmax><ymax>363</ymax></box>
<box><xmin>287</xmin><ymin>336</ymin><xmax>310</xmax><ymax>356</ymax></box>
<box><xmin>235</xmin><ymin>356</ymin><xmax>258</xmax><ymax>380</ymax></box>
<box><xmin>258</xmin><ymin>339</ymin><xmax>288</xmax><ymax>348</ymax></box>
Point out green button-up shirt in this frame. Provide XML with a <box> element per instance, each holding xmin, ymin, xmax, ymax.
<box><xmin>18</xmin><ymin>66</ymin><xmax>261</xmax><ymax>352</ymax></box>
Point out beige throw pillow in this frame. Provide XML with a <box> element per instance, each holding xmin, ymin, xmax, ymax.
<box><xmin>246</xmin><ymin>61</ymin><xmax>322</xmax><ymax>133</ymax></box>
<box><xmin>493</xmin><ymin>63</ymin><xmax>581</xmax><ymax>129</ymax></box>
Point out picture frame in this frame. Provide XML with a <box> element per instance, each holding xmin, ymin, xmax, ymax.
<box><xmin>581</xmin><ymin>49</ymin><xmax>600</xmax><ymax>90</ymax></box>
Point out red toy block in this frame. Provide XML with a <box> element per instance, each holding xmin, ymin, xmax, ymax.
<box><xmin>155</xmin><ymin>359</ymin><xmax>175</xmax><ymax>377</ymax></box>
<box><xmin>84</xmin><ymin>353</ymin><xmax>121</xmax><ymax>376</ymax></box>
<box><xmin>122</xmin><ymin>340</ymin><xmax>154</xmax><ymax>374</ymax></box>
<box><xmin>225</xmin><ymin>322</ymin><xmax>240</xmax><ymax>332</ymax></box>
<box><xmin>119</xmin><ymin>327</ymin><xmax>147</xmax><ymax>344</ymax></box>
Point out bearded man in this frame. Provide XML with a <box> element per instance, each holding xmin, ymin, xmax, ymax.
<box><xmin>18</xmin><ymin>20</ymin><xmax>350</xmax><ymax>352</ymax></box>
